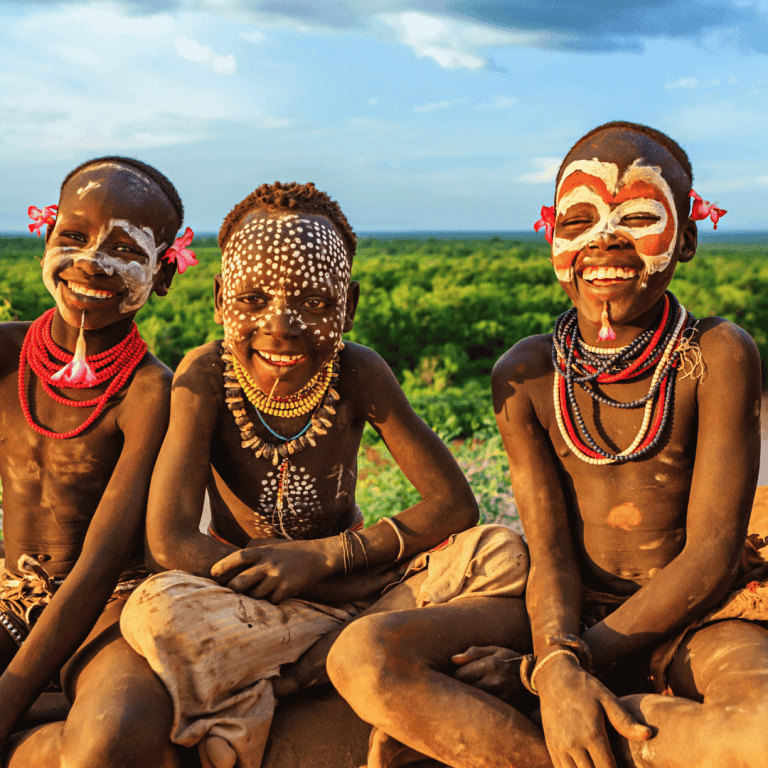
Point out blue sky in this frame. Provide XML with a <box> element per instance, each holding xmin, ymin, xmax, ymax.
<box><xmin>3</xmin><ymin>0</ymin><xmax>768</xmax><ymax>233</ymax></box>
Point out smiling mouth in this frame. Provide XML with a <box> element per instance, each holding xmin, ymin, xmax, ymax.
<box><xmin>64</xmin><ymin>280</ymin><xmax>118</xmax><ymax>301</ymax></box>
<box><xmin>581</xmin><ymin>266</ymin><xmax>638</xmax><ymax>284</ymax></box>
<box><xmin>257</xmin><ymin>350</ymin><xmax>306</xmax><ymax>367</ymax></box>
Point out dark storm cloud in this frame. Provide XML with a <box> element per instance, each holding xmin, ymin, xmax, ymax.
<box><xmin>20</xmin><ymin>0</ymin><xmax>768</xmax><ymax>53</ymax></box>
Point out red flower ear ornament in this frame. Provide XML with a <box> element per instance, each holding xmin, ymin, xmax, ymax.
<box><xmin>163</xmin><ymin>227</ymin><xmax>198</xmax><ymax>274</ymax></box>
<box><xmin>28</xmin><ymin>205</ymin><xmax>58</xmax><ymax>237</ymax></box>
<box><xmin>534</xmin><ymin>205</ymin><xmax>556</xmax><ymax>244</ymax></box>
<box><xmin>689</xmin><ymin>190</ymin><xmax>726</xmax><ymax>230</ymax></box>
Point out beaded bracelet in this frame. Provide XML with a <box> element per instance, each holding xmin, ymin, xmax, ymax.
<box><xmin>0</xmin><ymin>612</ymin><xmax>25</xmax><ymax>648</ymax></box>
<box><xmin>546</xmin><ymin>632</ymin><xmax>593</xmax><ymax>673</ymax></box>
<box><xmin>381</xmin><ymin>517</ymin><xmax>406</xmax><ymax>561</ymax></box>
<box><xmin>529</xmin><ymin>649</ymin><xmax>580</xmax><ymax>693</ymax></box>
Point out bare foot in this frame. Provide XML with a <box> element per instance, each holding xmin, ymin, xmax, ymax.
<box><xmin>366</xmin><ymin>726</ymin><xmax>436</xmax><ymax>768</ymax></box>
<box><xmin>198</xmin><ymin>734</ymin><xmax>237</xmax><ymax>768</ymax></box>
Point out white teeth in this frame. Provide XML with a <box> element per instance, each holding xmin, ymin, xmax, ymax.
<box><xmin>582</xmin><ymin>266</ymin><xmax>638</xmax><ymax>282</ymax></box>
<box><xmin>260</xmin><ymin>351</ymin><xmax>304</xmax><ymax>362</ymax></box>
<box><xmin>65</xmin><ymin>281</ymin><xmax>115</xmax><ymax>299</ymax></box>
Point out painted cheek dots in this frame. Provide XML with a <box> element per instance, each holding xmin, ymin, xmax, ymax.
<box><xmin>221</xmin><ymin>214</ymin><xmax>350</xmax><ymax>349</ymax></box>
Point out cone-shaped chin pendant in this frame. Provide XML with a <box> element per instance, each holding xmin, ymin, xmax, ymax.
<box><xmin>598</xmin><ymin>302</ymin><xmax>617</xmax><ymax>342</ymax></box>
<box><xmin>50</xmin><ymin>312</ymin><xmax>98</xmax><ymax>387</ymax></box>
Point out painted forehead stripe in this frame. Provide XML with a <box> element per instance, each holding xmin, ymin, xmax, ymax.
<box><xmin>551</xmin><ymin>158</ymin><xmax>678</xmax><ymax>282</ymax></box>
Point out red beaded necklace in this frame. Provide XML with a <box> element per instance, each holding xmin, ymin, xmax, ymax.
<box><xmin>18</xmin><ymin>308</ymin><xmax>148</xmax><ymax>439</ymax></box>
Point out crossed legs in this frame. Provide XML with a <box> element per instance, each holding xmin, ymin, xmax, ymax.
<box><xmin>619</xmin><ymin>619</ymin><xmax>768</xmax><ymax>768</ymax></box>
<box><xmin>327</xmin><ymin>596</ymin><xmax>551</xmax><ymax>768</ymax></box>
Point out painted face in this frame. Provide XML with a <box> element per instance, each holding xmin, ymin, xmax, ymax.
<box><xmin>216</xmin><ymin>211</ymin><xmax>353</xmax><ymax>396</ymax></box>
<box><xmin>553</xmin><ymin>158</ymin><xmax>678</xmax><ymax>283</ymax></box>
<box><xmin>43</xmin><ymin>163</ymin><xmax>175</xmax><ymax>330</ymax></box>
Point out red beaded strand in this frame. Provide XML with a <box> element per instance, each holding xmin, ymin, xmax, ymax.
<box><xmin>18</xmin><ymin>309</ymin><xmax>148</xmax><ymax>439</ymax></box>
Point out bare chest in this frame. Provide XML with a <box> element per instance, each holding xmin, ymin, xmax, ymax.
<box><xmin>209</xmin><ymin>399</ymin><xmax>364</xmax><ymax>543</ymax></box>
<box><xmin>540</xmin><ymin>369</ymin><xmax>698</xmax><ymax>591</ymax></box>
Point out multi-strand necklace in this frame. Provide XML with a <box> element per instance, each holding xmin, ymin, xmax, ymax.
<box><xmin>552</xmin><ymin>292</ymin><xmax>693</xmax><ymax>465</ymax></box>
<box><xmin>19</xmin><ymin>308</ymin><xmax>147</xmax><ymax>440</ymax></box>
<box><xmin>221</xmin><ymin>343</ymin><xmax>341</xmax><ymax>539</ymax></box>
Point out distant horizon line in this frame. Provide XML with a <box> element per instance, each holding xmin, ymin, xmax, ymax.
<box><xmin>2</xmin><ymin>229</ymin><xmax>768</xmax><ymax>241</ymax></box>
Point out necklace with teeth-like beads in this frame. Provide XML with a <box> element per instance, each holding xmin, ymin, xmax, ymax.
<box><xmin>221</xmin><ymin>343</ymin><xmax>341</xmax><ymax>467</ymax></box>
<box><xmin>232</xmin><ymin>357</ymin><xmax>333</xmax><ymax>417</ymax></box>
<box><xmin>551</xmin><ymin>292</ymin><xmax>694</xmax><ymax>464</ymax></box>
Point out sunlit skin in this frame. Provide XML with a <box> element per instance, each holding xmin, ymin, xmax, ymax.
<box><xmin>0</xmin><ymin>163</ymin><xmax>180</xmax><ymax>768</ymax></box>
<box><xmin>142</xmin><ymin>202</ymin><xmax>479</xmax><ymax>767</ymax></box>
<box><xmin>483</xmin><ymin>127</ymin><xmax>766</xmax><ymax>768</ymax></box>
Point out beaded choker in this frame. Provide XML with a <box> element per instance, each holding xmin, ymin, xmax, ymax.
<box><xmin>19</xmin><ymin>308</ymin><xmax>148</xmax><ymax>440</ymax></box>
<box><xmin>232</xmin><ymin>356</ymin><xmax>333</xmax><ymax>418</ymax></box>
<box><xmin>221</xmin><ymin>344</ymin><xmax>340</xmax><ymax>467</ymax></box>
<box><xmin>552</xmin><ymin>292</ymin><xmax>694</xmax><ymax>465</ymax></box>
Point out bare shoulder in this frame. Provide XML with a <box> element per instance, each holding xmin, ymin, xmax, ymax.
<box><xmin>0</xmin><ymin>321</ymin><xmax>32</xmax><ymax>375</ymax></box>
<box><xmin>173</xmin><ymin>340</ymin><xmax>226</xmax><ymax>395</ymax></box>
<box><xmin>492</xmin><ymin>333</ymin><xmax>554</xmax><ymax>398</ymax></box>
<box><xmin>339</xmin><ymin>342</ymin><xmax>401</xmax><ymax>411</ymax></box>
<box><xmin>695</xmin><ymin>316</ymin><xmax>760</xmax><ymax>373</ymax></box>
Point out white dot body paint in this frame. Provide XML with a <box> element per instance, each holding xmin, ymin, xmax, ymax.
<box><xmin>552</xmin><ymin>158</ymin><xmax>678</xmax><ymax>283</ymax></box>
<box><xmin>43</xmin><ymin>218</ymin><xmax>165</xmax><ymax>315</ymax></box>
<box><xmin>254</xmin><ymin>468</ymin><xmax>323</xmax><ymax>539</ymax></box>
<box><xmin>221</xmin><ymin>213</ymin><xmax>350</xmax><ymax>355</ymax></box>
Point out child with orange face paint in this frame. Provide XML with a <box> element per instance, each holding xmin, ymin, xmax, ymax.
<box><xmin>327</xmin><ymin>122</ymin><xmax>767</xmax><ymax>768</ymax></box>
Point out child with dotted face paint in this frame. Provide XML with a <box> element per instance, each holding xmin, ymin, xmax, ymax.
<box><xmin>120</xmin><ymin>182</ymin><xmax>530</xmax><ymax>768</ymax></box>
<box><xmin>0</xmin><ymin>157</ymin><xmax>194</xmax><ymax>766</ymax></box>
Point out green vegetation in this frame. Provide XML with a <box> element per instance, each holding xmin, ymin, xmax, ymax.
<box><xmin>1</xmin><ymin>233</ymin><xmax>767</xmax><ymax>532</ymax></box>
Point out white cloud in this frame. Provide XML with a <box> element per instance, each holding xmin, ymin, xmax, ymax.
<box><xmin>665</xmin><ymin>77</ymin><xmax>700</xmax><ymax>89</ymax></box>
<box><xmin>368</xmin><ymin>97</ymin><xmax>378</xmax><ymax>106</ymax></box>
<box><xmin>240</xmin><ymin>29</ymin><xmax>266</xmax><ymax>44</ymax></box>
<box><xmin>514</xmin><ymin>157</ymin><xmax>561</xmax><ymax>184</ymax></box>
<box><xmin>474</xmin><ymin>95</ymin><xmax>517</xmax><ymax>111</ymax></box>
<box><xmin>0</xmin><ymin>5</ymin><xmax>289</xmax><ymax>154</ymax></box>
<box><xmin>414</xmin><ymin>98</ymin><xmax>465</xmax><ymax>114</ymax></box>
<box><xmin>729</xmin><ymin>76</ymin><xmax>740</xmax><ymax>84</ymax></box>
<box><xmin>756</xmin><ymin>175</ymin><xmax>768</xmax><ymax>185</ymax></box>
<box><xmin>379</xmin><ymin>11</ymin><xmax>551</xmax><ymax>70</ymax></box>
<box><xmin>175</xmin><ymin>36</ymin><xmax>237</xmax><ymax>74</ymax></box>
<box><xmin>710</xmin><ymin>78</ymin><xmax>721</xmax><ymax>86</ymax></box>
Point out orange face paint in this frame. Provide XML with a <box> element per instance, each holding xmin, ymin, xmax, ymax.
<box><xmin>552</xmin><ymin>159</ymin><xmax>678</xmax><ymax>282</ymax></box>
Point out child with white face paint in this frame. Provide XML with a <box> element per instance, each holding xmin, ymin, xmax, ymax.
<box><xmin>120</xmin><ymin>181</ymin><xmax>530</xmax><ymax>768</ymax></box>
<box><xmin>0</xmin><ymin>156</ymin><xmax>194</xmax><ymax>768</ymax></box>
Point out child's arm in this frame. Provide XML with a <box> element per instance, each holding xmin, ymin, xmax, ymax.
<box><xmin>213</xmin><ymin>344</ymin><xmax>479</xmax><ymax>601</ymax></box>
<box><xmin>493</xmin><ymin>337</ymin><xmax>651</xmax><ymax>768</ymax></box>
<box><xmin>0</xmin><ymin>364</ymin><xmax>172</xmax><ymax>745</ymax></box>
<box><xmin>144</xmin><ymin>344</ymin><xmax>238</xmax><ymax>577</ymax></box>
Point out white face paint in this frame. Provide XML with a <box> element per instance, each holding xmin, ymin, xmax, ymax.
<box><xmin>552</xmin><ymin>158</ymin><xmax>679</xmax><ymax>282</ymax></box>
<box><xmin>43</xmin><ymin>218</ymin><xmax>165</xmax><ymax>314</ymax></box>
<box><xmin>221</xmin><ymin>212</ymin><xmax>350</xmax><ymax>354</ymax></box>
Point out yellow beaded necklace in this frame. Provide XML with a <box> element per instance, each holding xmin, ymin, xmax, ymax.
<box><xmin>232</xmin><ymin>357</ymin><xmax>333</xmax><ymax>417</ymax></box>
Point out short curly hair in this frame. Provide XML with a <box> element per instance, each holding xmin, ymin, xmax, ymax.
<box><xmin>61</xmin><ymin>156</ymin><xmax>184</xmax><ymax>230</ymax></box>
<box><xmin>556</xmin><ymin>121</ymin><xmax>693</xmax><ymax>188</ymax></box>
<box><xmin>218</xmin><ymin>182</ymin><xmax>356</xmax><ymax>259</ymax></box>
